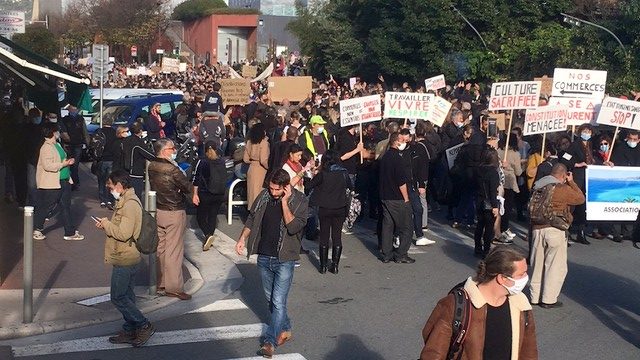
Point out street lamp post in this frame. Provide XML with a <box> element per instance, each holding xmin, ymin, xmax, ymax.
<box><xmin>451</xmin><ymin>5</ymin><xmax>488</xmax><ymax>51</ymax></box>
<box><xmin>561</xmin><ymin>12</ymin><xmax>626</xmax><ymax>56</ymax></box>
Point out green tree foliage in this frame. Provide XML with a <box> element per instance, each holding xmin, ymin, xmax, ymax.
<box><xmin>11</xmin><ymin>25</ymin><xmax>58</xmax><ymax>60</ymax></box>
<box><xmin>290</xmin><ymin>0</ymin><xmax>640</xmax><ymax>93</ymax></box>
<box><xmin>171</xmin><ymin>0</ymin><xmax>258</xmax><ymax>21</ymax></box>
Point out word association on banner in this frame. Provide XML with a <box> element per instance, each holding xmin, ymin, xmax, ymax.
<box><xmin>597</xmin><ymin>97</ymin><xmax>640</xmax><ymax>131</ymax></box>
<box><xmin>339</xmin><ymin>95</ymin><xmax>382</xmax><ymax>127</ymax></box>
<box><xmin>523</xmin><ymin>106</ymin><xmax>568</xmax><ymax>136</ymax></box>
<box><xmin>384</xmin><ymin>92</ymin><xmax>433</xmax><ymax>120</ymax></box>
<box><xmin>489</xmin><ymin>81</ymin><xmax>541</xmax><ymax>110</ymax></box>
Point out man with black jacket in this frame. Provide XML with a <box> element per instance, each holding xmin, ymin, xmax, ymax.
<box><xmin>413</xmin><ymin>122</ymin><xmax>436</xmax><ymax>245</ymax></box>
<box><xmin>202</xmin><ymin>82</ymin><xmax>224</xmax><ymax>113</ymax></box>
<box><xmin>25</xmin><ymin>108</ymin><xmax>44</xmax><ymax>206</ymax></box>
<box><xmin>379</xmin><ymin>132</ymin><xmax>415</xmax><ymax>263</ymax></box>
<box><xmin>60</xmin><ymin>105</ymin><xmax>90</xmax><ymax>190</ymax></box>
<box><xmin>121</xmin><ymin>121</ymin><xmax>156</xmax><ymax>200</ymax></box>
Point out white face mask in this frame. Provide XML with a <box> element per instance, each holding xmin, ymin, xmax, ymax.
<box><xmin>110</xmin><ymin>190</ymin><xmax>121</xmax><ymax>200</ymax></box>
<box><xmin>171</xmin><ymin>153</ymin><xmax>177</xmax><ymax>161</ymax></box>
<box><xmin>502</xmin><ymin>274</ymin><xmax>529</xmax><ymax>295</ymax></box>
<box><xmin>627</xmin><ymin>140</ymin><xmax>638</xmax><ymax>149</ymax></box>
<box><xmin>317</xmin><ymin>126</ymin><xmax>324</xmax><ymax>134</ymax></box>
<box><xmin>397</xmin><ymin>142</ymin><xmax>407</xmax><ymax>151</ymax></box>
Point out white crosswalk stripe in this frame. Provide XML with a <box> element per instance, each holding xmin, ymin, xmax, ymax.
<box><xmin>13</xmin><ymin>298</ymin><xmax>308</xmax><ymax>360</ymax></box>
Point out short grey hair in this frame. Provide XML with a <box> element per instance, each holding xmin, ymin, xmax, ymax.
<box><xmin>154</xmin><ymin>138</ymin><xmax>174</xmax><ymax>156</ymax></box>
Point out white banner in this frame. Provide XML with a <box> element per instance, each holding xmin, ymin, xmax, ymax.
<box><xmin>424</xmin><ymin>75</ymin><xmax>446</xmax><ymax>91</ymax></box>
<box><xmin>596</xmin><ymin>97</ymin><xmax>640</xmax><ymax>131</ymax></box>
<box><xmin>586</xmin><ymin>165</ymin><xmax>640</xmax><ymax>221</ymax></box>
<box><xmin>552</xmin><ymin>68</ymin><xmax>607</xmax><ymax>99</ymax></box>
<box><xmin>339</xmin><ymin>95</ymin><xmax>382</xmax><ymax>127</ymax></box>
<box><xmin>548</xmin><ymin>96</ymin><xmax>601</xmax><ymax>126</ymax></box>
<box><xmin>446</xmin><ymin>143</ymin><xmax>464</xmax><ymax>170</ymax></box>
<box><xmin>430</xmin><ymin>96</ymin><xmax>452</xmax><ymax>127</ymax></box>
<box><xmin>523</xmin><ymin>105</ymin><xmax>568</xmax><ymax>135</ymax></box>
<box><xmin>384</xmin><ymin>92</ymin><xmax>433</xmax><ymax>120</ymax></box>
<box><xmin>489</xmin><ymin>81</ymin><xmax>541</xmax><ymax>111</ymax></box>
<box><xmin>161</xmin><ymin>57</ymin><xmax>180</xmax><ymax>73</ymax></box>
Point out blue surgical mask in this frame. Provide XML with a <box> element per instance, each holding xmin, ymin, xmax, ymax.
<box><xmin>581</xmin><ymin>133</ymin><xmax>591</xmax><ymax>141</ymax></box>
<box><xmin>170</xmin><ymin>153</ymin><xmax>177</xmax><ymax>161</ymax></box>
<box><xmin>627</xmin><ymin>141</ymin><xmax>638</xmax><ymax>149</ymax></box>
<box><xmin>33</xmin><ymin>116</ymin><xmax>42</xmax><ymax>124</ymax></box>
<box><xmin>600</xmin><ymin>144</ymin><xmax>609</xmax><ymax>153</ymax></box>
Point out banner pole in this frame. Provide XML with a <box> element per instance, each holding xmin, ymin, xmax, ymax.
<box><xmin>541</xmin><ymin>132</ymin><xmax>547</xmax><ymax>159</ymax></box>
<box><xmin>359</xmin><ymin>124</ymin><xmax>364</xmax><ymax>164</ymax></box>
<box><xmin>607</xmin><ymin>126</ymin><xmax>619</xmax><ymax>162</ymax></box>
<box><xmin>503</xmin><ymin>109</ymin><xmax>514</xmax><ymax>162</ymax></box>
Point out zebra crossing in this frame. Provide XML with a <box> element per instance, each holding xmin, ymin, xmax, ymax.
<box><xmin>12</xmin><ymin>298</ymin><xmax>308</xmax><ymax>360</ymax></box>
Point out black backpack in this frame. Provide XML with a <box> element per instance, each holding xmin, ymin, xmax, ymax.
<box><xmin>127</xmin><ymin>199</ymin><xmax>159</xmax><ymax>255</ymax></box>
<box><xmin>89</xmin><ymin>128</ymin><xmax>106</xmax><ymax>160</ymax></box>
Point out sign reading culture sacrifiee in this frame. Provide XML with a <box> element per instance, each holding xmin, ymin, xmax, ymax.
<box><xmin>339</xmin><ymin>95</ymin><xmax>382</xmax><ymax>127</ymax></box>
<box><xmin>488</xmin><ymin>81</ymin><xmax>541</xmax><ymax>111</ymax></box>
<box><xmin>552</xmin><ymin>68</ymin><xmax>607</xmax><ymax>99</ymax></box>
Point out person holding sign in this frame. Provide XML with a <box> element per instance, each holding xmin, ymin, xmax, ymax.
<box><xmin>559</xmin><ymin>124</ymin><xmax>595</xmax><ymax>245</ymax></box>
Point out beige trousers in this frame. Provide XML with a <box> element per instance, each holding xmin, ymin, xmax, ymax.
<box><xmin>156</xmin><ymin>209</ymin><xmax>187</xmax><ymax>293</ymax></box>
<box><xmin>529</xmin><ymin>227</ymin><xmax>568</xmax><ymax>304</ymax></box>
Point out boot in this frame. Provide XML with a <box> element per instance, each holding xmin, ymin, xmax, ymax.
<box><xmin>318</xmin><ymin>246</ymin><xmax>329</xmax><ymax>274</ymax></box>
<box><xmin>575</xmin><ymin>229</ymin><xmax>591</xmax><ymax>245</ymax></box>
<box><xmin>329</xmin><ymin>246</ymin><xmax>342</xmax><ymax>274</ymax></box>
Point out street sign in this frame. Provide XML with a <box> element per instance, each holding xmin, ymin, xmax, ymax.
<box><xmin>91</xmin><ymin>44</ymin><xmax>109</xmax><ymax>84</ymax></box>
<box><xmin>488</xmin><ymin>81</ymin><xmax>541</xmax><ymax>111</ymax></box>
<box><xmin>0</xmin><ymin>11</ymin><xmax>25</xmax><ymax>36</ymax></box>
<box><xmin>552</xmin><ymin>68</ymin><xmax>607</xmax><ymax>99</ymax></box>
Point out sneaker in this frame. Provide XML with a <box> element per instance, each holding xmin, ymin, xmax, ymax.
<box><xmin>33</xmin><ymin>230</ymin><xmax>46</xmax><ymax>241</ymax></box>
<box><xmin>451</xmin><ymin>221</ymin><xmax>460</xmax><ymax>228</ymax></box>
<box><xmin>504</xmin><ymin>229</ymin><xmax>516</xmax><ymax>239</ymax></box>
<box><xmin>492</xmin><ymin>236</ymin><xmax>514</xmax><ymax>245</ymax></box>
<box><xmin>106</xmin><ymin>202</ymin><xmax>114</xmax><ymax>210</ymax></box>
<box><xmin>342</xmin><ymin>227</ymin><xmax>354</xmax><ymax>235</ymax></box>
<box><xmin>132</xmin><ymin>323</ymin><xmax>155</xmax><ymax>347</ymax></box>
<box><xmin>100</xmin><ymin>202</ymin><xmax>107</xmax><ymax>208</ymax></box>
<box><xmin>415</xmin><ymin>237</ymin><xmax>436</xmax><ymax>246</ymax></box>
<box><xmin>393</xmin><ymin>236</ymin><xmax>400</xmax><ymax>249</ymax></box>
<box><xmin>294</xmin><ymin>261</ymin><xmax>301</xmax><ymax>268</ymax></box>
<box><xmin>203</xmin><ymin>235</ymin><xmax>215</xmax><ymax>251</ymax></box>
<box><xmin>257</xmin><ymin>343</ymin><xmax>275</xmax><ymax>358</ymax></box>
<box><xmin>63</xmin><ymin>231</ymin><xmax>85</xmax><ymax>241</ymax></box>
<box><xmin>108</xmin><ymin>330</ymin><xmax>136</xmax><ymax>344</ymax></box>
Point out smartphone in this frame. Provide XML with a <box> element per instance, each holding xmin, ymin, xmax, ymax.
<box><xmin>91</xmin><ymin>216</ymin><xmax>101</xmax><ymax>223</ymax></box>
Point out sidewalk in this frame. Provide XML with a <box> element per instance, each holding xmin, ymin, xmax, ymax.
<box><xmin>0</xmin><ymin>163</ymin><xmax>244</xmax><ymax>340</ymax></box>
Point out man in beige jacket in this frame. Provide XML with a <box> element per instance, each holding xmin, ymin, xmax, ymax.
<box><xmin>95</xmin><ymin>169</ymin><xmax>155</xmax><ymax>347</ymax></box>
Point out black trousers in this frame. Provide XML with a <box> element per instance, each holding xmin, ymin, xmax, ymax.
<box><xmin>474</xmin><ymin>208</ymin><xmax>496</xmax><ymax>252</ymax></box>
<box><xmin>319</xmin><ymin>207</ymin><xmax>346</xmax><ymax>247</ymax></box>
<box><xmin>381</xmin><ymin>200</ymin><xmax>413</xmax><ymax>260</ymax></box>
<box><xmin>501</xmin><ymin>189</ymin><xmax>516</xmax><ymax>233</ymax></box>
<box><xmin>196</xmin><ymin>192</ymin><xmax>225</xmax><ymax>238</ymax></box>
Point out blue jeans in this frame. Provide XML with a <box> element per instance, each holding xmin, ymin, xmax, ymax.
<box><xmin>257</xmin><ymin>255</ymin><xmax>295</xmax><ymax>347</ymax></box>
<box><xmin>111</xmin><ymin>263</ymin><xmax>148</xmax><ymax>332</ymax></box>
<box><xmin>408</xmin><ymin>188</ymin><xmax>424</xmax><ymax>237</ymax></box>
<box><xmin>97</xmin><ymin>161</ymin><xmax>113</xmax><ymax>204</ymax></box>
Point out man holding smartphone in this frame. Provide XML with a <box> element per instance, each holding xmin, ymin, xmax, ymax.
<box><xmin>95</xmin><ymin>169</ymin><xmax>155</xmax><ymax>347</ymax></box>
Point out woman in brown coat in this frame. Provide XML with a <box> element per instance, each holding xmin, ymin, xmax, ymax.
<box><xmin>243</xmin><ymin>122</ymin><xmax>270</xmax><ymax>208</ymax></box>
<box><xmin>420</xmin><ymin>246</ymin><xmax>538</xmax><ymax>360</ymax></box>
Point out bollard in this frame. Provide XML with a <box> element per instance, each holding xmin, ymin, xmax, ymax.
<box><xmin>23</xmin><ymin>206</ymin><xmax>34</xmax><ymax>323</ymax></box>
<box><xmin>144</xmin><ymin>160</ymin><xmax>150</xmax><ymax>210</ymax></box>
<box><xmin>147</xmin><ymin>191</ymin><xmax>157</xmax><ymax>296</ymax></box>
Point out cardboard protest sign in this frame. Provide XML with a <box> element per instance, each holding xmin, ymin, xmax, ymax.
<box><xmin>242</xmin><ymin>65</ymin><xmax>257</xmax><ymax>78</ymax></box>
<box><xmin>586</xmin><ymin>165</ymin><xmax>640</xmax><ymax>221</ymax></box>
<box><xmin>424</xmin><ymin>75</ymin><xmax>446</xmax><ymax>91</ymax></box>
<box><xmin>220</xmin><ymin>79</ymin><xmax>251</xmax><ymax>106</ymax></box>
<box><xmin>534</xmin><ymin>76</ymin><xmax>553</xmax><ymax>96</ymax></box>
<box><xmin>383</xmin><ymin>92</ymin><xmax>434</xmax><ymax>120</ymax></box>
<box><xmin>179</xmin><ymin>62</ymin><xmax>187</xmax><ymax>72</ymax></box>
<box><xmin>349</xmin><ymin>77</ymin><xmax>358</xmax><ymax>90</ymax></box>
<box><xmin>339</xmin><ymin>95</ymin><xmax>382</xmax><ymax>127</ymax></box>
<box><xmin>549</xmin><ymin>96</ymin><xmax>601</xmax><ymax>126</ymax></box>
<box><xmin>161</xmin><ymin>57</ymin><xmax>180</xmax><ymax>73</ymax></box>
<box><xmin>268</xmin><ymin>76</ymin><xmax>312</xmax><ymax>103</ymax></box>
<box><xmin>523</xmin><ymin>106</ymin><xmax>568</xmax><ymax>136</ymax></box>
<box><xmin>552</xmin><ymin>68</ymin><xmax>607</xmax><ymax>99</ymax></box>
<box><xmin>430</xmin><ymin>96</ymin><xmax>452</xmax><ymax>127</ymax></box>
<box><xmin>488</xmin><ymin>113</ymin><xmax>507</xmax><ymax>131</ymax></box>
<box><xmin>489</xmin><ymin>81</ymin><xmax>541</xmax><ymax>110</ymax></box>
<box><xmin>445</xmin><ymin>143</ymin><xmax>464</xmax><ymax>169</ymax></box>
<box><xmin>596</xmin><ymin>96</ymin><xmax>640</xmax><ymax>131</ymax></box>
<box><xmin>126</xmin><ymin>68</ymin><xmax>138</xmax><ymax>76</ymax></box>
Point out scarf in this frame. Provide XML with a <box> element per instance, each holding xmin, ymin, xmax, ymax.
<box><xmin>286</xmin><ymin>159</ymin><xmax>304</xmax><ymax>187</ymax></box>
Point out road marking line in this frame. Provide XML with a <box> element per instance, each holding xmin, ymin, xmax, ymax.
<box><xmin>13</xmin><ymin>323</ymin><xmax>267</xmax><ymax>357</ymax></box>
<box><xmin>187</xmin><ymin>298</ymin><xmax>248</xmax><ymax>313</ymax></box>
<box><xmin>229</xmin><ymin>355</ymin><xmax>307</xmax><ymax>360</ymax></box>
<box><xmin>76</xmin><ymin>293</ymin><xmax>111</xmax><ymax>306</ymax></box>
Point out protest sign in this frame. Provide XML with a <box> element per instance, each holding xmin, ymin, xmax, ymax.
<box><xmin>534</xmin><ymin>76</ymin><xmax>553</xmax><ymax>96</ymax></box>
<box><xmin>126</xmin><ymin>68</ymin><xmax>138</xmax><ymax>76</ymax></box>
<box><xmin>489</xmin><ymin>81</ymin><xmax>541</xmax><ymax>110</ymax></box>
<box><xmin>242</xmin><ymin>65</ymin><xmax>257</xmax><ymax>78</ymax></box>
<box><xmin>220</xmin><ymin>79</ymin><xmax>251</xmax><ymax>106</ymax></box>
<box><xmin>586</xmin><ymin>165</ymin><xmax>640</xmax><ymax>221</ymax></box>
<box><xmin>383</xmin><ymin>92</ymin><xmax>434</xmax><ymax>120</ymax></box>
<box><xmin>161</xmin><ymin>57</ymin><xmax>180</xmax><ymax>73</ymax></box>
<box><xmin>552</xmin><ymin>68</ymin><xmax>607</xmax><ymax>99</ymax></box>
<box><xmin>488</xmin><ymin>113</ymin><xmax>507</xmax><ymax>131</ymax></box>
<box><xmin>179</xmin><ymin>62</ymin><xmax>187</xmax><ymax>72</ymax></box>
<box><xmin>424</xmin><ymin>75</ymin><xmax>446</xmax><ymax>91</ymax></box>
<box><xmin>445</xmin><ymin>143</ymin><xmax>464</xmax><ymax>169</ymax></box>
<box><xmin>548</xmin><ymin>96</ymin><xmax>601</xmax><ymax>126</ymax></box>
<box><xmin>596</xmin><ymin>97</ymin><xmax>640</xmax><ymax>131</ymax></box>
<box><xmin>430</xmin><ymin>96</ymin><xmax>452</xmax><ymax>127</ymax></box>
<box><xmin>268</xmin><ymin>76</ymin><xmax>312</xmax><ymax>102</ymax></box>
<box><xmin>349</xmin><ymin>77</ymin><xmax>358</xmax><ymax>89</ymax></box>
<box><xmin>523</xmin><ymin>106</ymin><xmax>568</xmax><ymax>136</ymax></box>
<box><xmin>339</xmin><ymin>95</ymin><xmax>382</xmax><ymax>127</ymax></box>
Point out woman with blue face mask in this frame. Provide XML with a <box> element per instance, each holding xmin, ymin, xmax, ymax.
<box><xmin>558</xmin><ymin>123</ymin><xmax>595</xmax><ymax>245</ymax></box>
